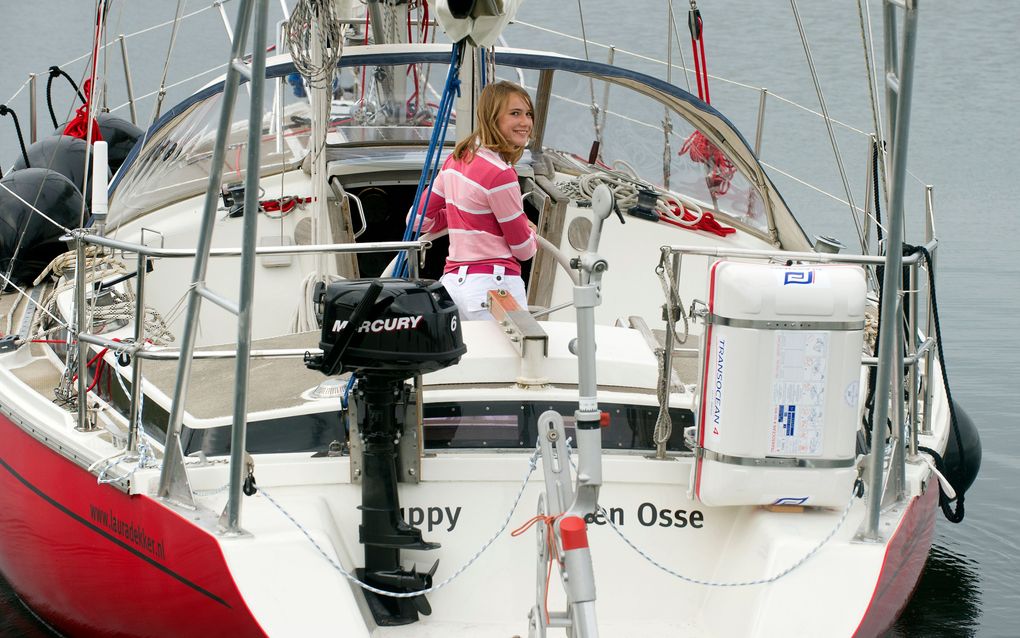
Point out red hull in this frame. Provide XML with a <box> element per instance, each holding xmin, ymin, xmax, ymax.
<box><xmin>853</xmin><ymin>484</ymin><xmax>939</xmax><ymax>637</ymax></box>
<box><xmin>0</xmin><ymin>413</ymin><xmax>268</xmax><ymax>637</ymax></box>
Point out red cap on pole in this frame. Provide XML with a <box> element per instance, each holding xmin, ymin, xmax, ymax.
<box><xmin>559</xmin><ymin>516</ymin><xmax>589</xmax><ymax>551</ymax></box>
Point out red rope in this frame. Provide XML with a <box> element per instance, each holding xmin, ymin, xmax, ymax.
<box><xmin>512</xmin><ymin>513</ymin><xmax>562</xmax><ymax>624</ymax></box>
<box><xmin>662</xmin><ymin>200</ymin><xmax>735</xmax><ymax>237</ymax></box>
<box><xmin>696</xmin><ymin>17</ymin><xmax>710</xmax><ymax>104</ymax></box>
<box><xmin>71</xmin><ymin>337</ymin><xmax>123</xmax><ymax>400</ymax></box>
<box><xmin>259</xmin><ymin>196</ymin><xmax>313</xmax><ymax>214</ymax></box>
<box><xmin>679</xmin><ymin>131</ymin><xmax>736</xmax><ymax>196</ymax></box>
<box><xmin>64</xmin><ymin>3</ymin><xmax>106</xmax><ymax>141</ymax></box>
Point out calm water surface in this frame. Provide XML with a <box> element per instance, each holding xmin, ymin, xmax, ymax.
<box><xmin>0</xmin><ymin>1</ymin><xmax>1016</xmax><ymax>636</ymax></box>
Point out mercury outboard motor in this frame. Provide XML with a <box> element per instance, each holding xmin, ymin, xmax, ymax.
<box><xmin>305</xmin><ymin>278</ymin><xmax>464</xmax><ymax>626</ymax></box>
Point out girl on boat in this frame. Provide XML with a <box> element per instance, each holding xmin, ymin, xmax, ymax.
<box><xmin>410</xmin><ymin>81</ymin><xmax>537</xmax><ymax>320</ymax></box>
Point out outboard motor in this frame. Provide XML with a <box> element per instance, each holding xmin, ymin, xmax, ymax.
<box><xmin>305</xmin><ymin>278</ymin><xmax>464</xmax><ymax>625</ymax></box>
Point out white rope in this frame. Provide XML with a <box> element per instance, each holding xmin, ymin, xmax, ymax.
<box><xmin>28</xmin><ymin>247</ymin><xmax>176</xmax><ymax>349</ymax></box>
<box><xmin>261</xmin><ymin>446</ymin><xmax>542</xmax><ymax>599</ymax></box>
<box><xmin>567</xmin><ymin>166</ymin><xmax>705</xmax><ymax>227</ymax></box>
<box><xmin>292</xmin><ymin>271</ymin><xmax>339</xmax><ymax>333</ymax></box>
<box><xmin>3</xmin><ymin>293</ymin><xmax>23</xmax><ymax>336</ymax></box>
<box><xmin>3</xmin><ymin>77</ymin><xmax>32</xmax><ymax>106</ymax></box>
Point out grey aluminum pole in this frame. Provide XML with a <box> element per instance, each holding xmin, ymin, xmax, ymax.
<box><xmin>225</xmin><ymin>0</ymin><xmax>270</xmax><ymax>534</ymax></box>
<box><xmin>908</xmin><ymin>260</ymin><xmax>919</xmax><ymax>457</ymax></box>
<box><xmin>863</xmin><ymin>0</ymin><xmax>918</xmax><ymax>540</ymax></box>
<box><xmin>118</xmin><ymin>35</ymin><xmax>138</xmax><ymax>125</ymax></box>
<box><xmin>127</xmin><ymin>252</ymin><xmax>148</xmax><ymax>454</ymax></box>
<box><xmin>921</xmin><ymin>185</ymin><xmax>935</xmax><ymax>435</ymax></box>
<box><xmin>754</xmin><ymin>88</ymin><xmax>768</xmax><ymax>157</ymax></box>
<box><xmin>75</xmin><ymin>234</ymin><xmax>89</xmax><ymax>430</ymax></box>
<box><xmin>657</xmin><ymin>251</ymin><xmax>680</xmax><ymax>459</ymax></box>
<box><xmin>28</xmin><ymin>74</ymin><xmax>37</xmax><ymax>143</ymax></box>
<box><xmin>158</xmin><ymin>0</ymin><xmax>256</xmax><ymax>505</ymax></box>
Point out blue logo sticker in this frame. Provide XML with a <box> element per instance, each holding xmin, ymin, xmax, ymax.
<box><xmin>784</xmin><ymin>270</ymin><xmax>814</xmax><ymax>285</ymax></box>
<box><xmin>773</xmin><ymin>496</ymin><xmax>809</xmax><ymax>505</ymax></box>
<box><xmin>777</xmin><ymin>405</ymin><xmax>797</xmax><ymax>436</ymax></box>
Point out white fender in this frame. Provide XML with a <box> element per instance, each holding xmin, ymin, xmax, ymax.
<box><xmin>434</xmin><ymin>0</ymin><xmax>523</xmax><ymax>47</ymax></box>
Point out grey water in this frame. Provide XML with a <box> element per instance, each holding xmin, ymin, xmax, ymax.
<box><xmin>0</xmin><ymin>1</ymin><xmax>1016</xmax><ymax>636</ymax></box>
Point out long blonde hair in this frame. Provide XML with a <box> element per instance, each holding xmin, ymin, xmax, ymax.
<box><xmin>452</xmin><ymin>81</ymin><xmax>533</xmax><ymax>165</ymax></box>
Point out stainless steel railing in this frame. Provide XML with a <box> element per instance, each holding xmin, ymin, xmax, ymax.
<box><xmin>70</xmin><ymin>229</ymin><xmax>428</xmax><ymax>520</ymax></box>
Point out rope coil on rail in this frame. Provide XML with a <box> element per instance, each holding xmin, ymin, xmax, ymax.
<box><xmin>286</xmin><ymin>0</ymin><xmax>347</xmax><ymax>89</ymax></box>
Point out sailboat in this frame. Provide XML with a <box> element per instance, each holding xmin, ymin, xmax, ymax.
<box><xmin>0</xmin><ymin>0</ymin><xmax>981</xmax><ymax>636</ymax></box>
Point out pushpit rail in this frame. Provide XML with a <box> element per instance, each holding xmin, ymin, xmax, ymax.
<box><xmin>70</xmin><ymin>229</ymin><xmax>430</xmax><ymax>526</ymax></box>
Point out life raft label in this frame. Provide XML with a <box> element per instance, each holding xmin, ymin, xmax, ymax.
<box><xmin>770</xmin><ymin>331</ymin><xmax>828</xmax><ymax>456</ymax></box>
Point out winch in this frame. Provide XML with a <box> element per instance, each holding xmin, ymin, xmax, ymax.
<box><xmin>305</xmin><ymin>278</ymin><xmax>464</xmax><ymax>625</ymax></box>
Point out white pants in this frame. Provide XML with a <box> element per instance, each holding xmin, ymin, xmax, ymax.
<box><xmin>440</xmin><ymin>265</ymin><xmax>527</xmax><ymax>321</ymax></box>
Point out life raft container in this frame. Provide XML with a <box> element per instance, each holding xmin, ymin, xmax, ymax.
<box><xmin>693</xmin><ymin>260</ymin><xmax>866</xmax><ymax>507</ymax></box>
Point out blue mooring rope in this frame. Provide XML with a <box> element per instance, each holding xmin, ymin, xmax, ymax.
<box><xmin>395</xmin><ymin>42</ymin><xmax>465</xmax><ymax>278</ymax></box>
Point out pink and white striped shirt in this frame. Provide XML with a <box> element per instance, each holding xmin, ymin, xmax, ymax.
<box><xmin>411</xmin><ymin>147</ymin><xmax>537</xmax><ymax>275</ymax></box>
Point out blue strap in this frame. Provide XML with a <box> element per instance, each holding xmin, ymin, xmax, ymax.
<box><xmin>396</xmin><ymin>42</ymin><xmax>465</xmax><ymax>278</ymax></box>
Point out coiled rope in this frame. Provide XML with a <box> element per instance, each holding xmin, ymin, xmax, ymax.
<box><xmin>286</xmin><ymin>0</ymin><xmax>346</xmax><ymax>89</ymax></box>
<box><xmin>559</xmin><ymin>164</ymin><xmax>706</xmax><ymax>227</ymax></box>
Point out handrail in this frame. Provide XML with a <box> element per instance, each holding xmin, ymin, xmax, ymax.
<box><xmin>74</xmin><ymin>233</ymin><xmax>430</xmax><ymax>259</ymax></box>
<box><xmin>660</xmin><ymin>239</ymin><xmax>936</xmax><ymax>265</ymax></box>
<box><xmin>78</xmin><ymin>333</ymin><xmax>319</xmax><ymax>361</ymax></box>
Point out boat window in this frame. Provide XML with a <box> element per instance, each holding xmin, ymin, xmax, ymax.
<box><xmin>520</xmin><ymin>68</ymin><xmax>767</xmax><ymax>233</ymax></box>
<box><xmin>181</xmin><ymin>412</ymin><xmax>345</xmax><ymax>457</ymax></box>
<box><xmin>422</xmin><ymin>400</ymin><xmax>691</xmax><ymax>452</ymax></box>
<box><xmin>109</xmin><ymin>79</ymin><xmax>314</xmax><ymax>227</ymax></box>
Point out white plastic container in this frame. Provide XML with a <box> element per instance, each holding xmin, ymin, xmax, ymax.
<box><xmin>693</xmin><ymin>260</ymin><xmax>866</xmax><ymax>507</ymax></box>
